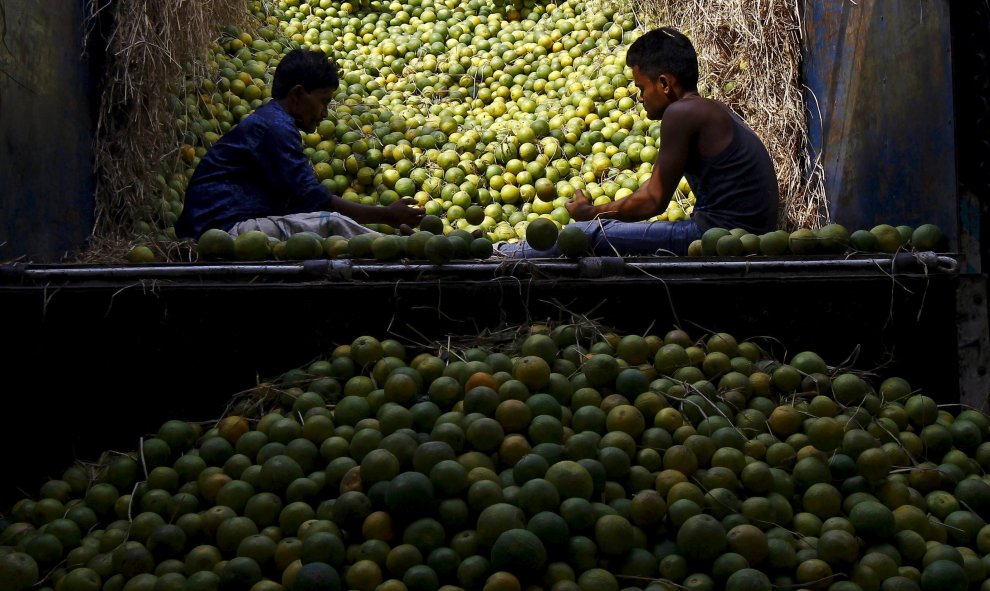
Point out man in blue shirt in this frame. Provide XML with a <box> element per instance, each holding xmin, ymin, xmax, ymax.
<box><xmin>498</xmin><ymin>27</ymin><xmax>778</xmax><ymax>258</ymax></box>
<box><xmin>175</xmin><ymin>49</ymin><xmax>423</xmax><ymax>240</ymax></box>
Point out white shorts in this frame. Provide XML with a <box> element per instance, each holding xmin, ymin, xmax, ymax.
<box><xmin>227</xmin><ymin>212</ymin><xmax>380</xmax><ymax>240</ymax></box>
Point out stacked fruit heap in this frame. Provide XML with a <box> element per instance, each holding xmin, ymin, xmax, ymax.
<box><xmin>3</xmin><ymin>323</ymin><xmax>988</xmax><ymax>591</ymax></box>
<box><xmin>137</xmin><ymin>0</ymin><xmax>949</xmax><ymax>263</ymax></box>
<box><xmin>193</xmin><ymin>215</ymin><xmax>495</xmax><ymax>263</ymax></box>
<box><xmin>187</xmin><ymin>217</ymin><xmax>948</xmax><ymax>263</ymax></box>
<box><xmin>154</xmin><ymin>0</ymin><xmax>653</xmax><ymax>248</ymax></box>
<box><xmin>685</xmin><ymin>224</ymin><xmax>947</xmax><ymax>259</ymax></box>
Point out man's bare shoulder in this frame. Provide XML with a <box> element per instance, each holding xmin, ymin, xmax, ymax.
<box><xmin>665</xmin><ymin>96</ymin><xmax>728</xmax><ymax>121</ymax></box>
<box><xmin>664</xmin><ymin>96</ymin><xmax>735</xmax><ymax>149</ymax></box>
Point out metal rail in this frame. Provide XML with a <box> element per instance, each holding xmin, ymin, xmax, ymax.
<box><xmin>0</xmin><ymin>252</ymin><xmax>960</xmax><ymax>283</ymax></box>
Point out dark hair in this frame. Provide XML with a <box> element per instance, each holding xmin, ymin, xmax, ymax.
<box><xmin>626</xmin><ymin>27</ymin><xmax>698</xmax><ymax>90</ymax></box>
<box><xmin>271</xmin><ymin>49</ymin><xmax>340</xmax><ymax>99</ymax></box>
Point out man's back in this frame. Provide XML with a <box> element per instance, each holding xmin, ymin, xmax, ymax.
<box><xmin>677</xmin><ymin>98</ymin><xmax>779</xmax><ymax>234</ymax></box>
<box><xmin>175</xmin><ymin>101</ymin><xmax>328</xmax><ymax>238</ymax></box>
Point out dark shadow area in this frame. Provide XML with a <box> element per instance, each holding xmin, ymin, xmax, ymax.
<box><xmin>0</xmin><ymin>268</ymin><xmax>960</xmax><ymax>508</ymax></box>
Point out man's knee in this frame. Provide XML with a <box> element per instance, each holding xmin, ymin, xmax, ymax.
<box><xmin>229</xmin><ymin>218</ymin><xmax>285</xmax><ymax>239</ymax></box>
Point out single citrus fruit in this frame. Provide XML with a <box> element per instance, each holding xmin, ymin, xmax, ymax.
<box><xmin>557</xmin><ymin>225</ymin><xmax>589</xmax><ymax>258</ymax></box>
<box><xmin>234</xmin><ymin>230</ymin><xmax>272</xmax><ymax>260</ymax></box>
<box><xmin>525</xmin><ymin>218</ymin><xmax>558</xmax><ymax>251</ymax></box>
<box><xmin>285</xmin><ymin>233</ymin><xmax>325</xmax><ymax>259</ymax></box>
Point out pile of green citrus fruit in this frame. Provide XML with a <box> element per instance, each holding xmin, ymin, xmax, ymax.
<box><xmin>142</xmin><ymin>0</ymin><xmax>945</xmax><ymax>262</ymax></box>
<box><xmin>196</xmin><ymin>215</ymin><xmax>495</xmax><ymax>262</ymax></box>
<box><xmin>145</xmin><ymin>0</ymin><xmax>680</xmax><ymax>248</ymax></box>
<box><xmin>3</xmin><ymin>322</ymin><xmax>988</xmax><ymax>591</ymax></box>
<box><xmin>687</xmin><ymin>223</ymin><xmax>947</xmax><ymax>257</ymax></box>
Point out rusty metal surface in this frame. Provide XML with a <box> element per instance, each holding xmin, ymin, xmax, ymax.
<box><xmin>801</xmin><ymin>1</ymin><xmax>957</xmax><ymax>245</ymax></box>
<box><xmin>0</xmin><ymin>0</ymin><xmax>97</xmax><ymax>263</ymax></box>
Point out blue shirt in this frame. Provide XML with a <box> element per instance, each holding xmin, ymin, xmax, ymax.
<box><xmin>175</xmin><ymin>100</ymin><xmax>332</xmax><ymax>238</ymax></box>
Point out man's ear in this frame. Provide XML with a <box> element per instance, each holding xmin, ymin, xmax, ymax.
<box><xmin>286</xmin><ymin>84</ymin><xmax>307</xmax><ymax>101</ymax></box>
<box><xmin>656</xmin><ymin>73</ymin><xmax>672</xmax><ymax>92</ymax></box>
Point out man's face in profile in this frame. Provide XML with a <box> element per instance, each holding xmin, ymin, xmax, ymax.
<box><xmin>294</xmin><ymin>86</ymin><xmax>336</xmax><ymax>133</ymax></box>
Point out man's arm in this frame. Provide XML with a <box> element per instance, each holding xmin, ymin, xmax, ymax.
<box><xmin>329</xmin><ymin>195</ymin><xmax>424</xmax><ymax>228</ymax></box>
<box><xmin>257</xmin><ymin>123</ymin><xmax>423</xmax><ymax>227</ymax></box>
<box><xmin>567</xmin><ymin>104</ymin><xmax>695</xmax><ymax>222</ymax></box>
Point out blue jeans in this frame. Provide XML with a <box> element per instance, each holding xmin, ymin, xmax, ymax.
<box><xmin>497</xmin><ymin>219</ymin><xmax>702</xmax><ymax>258</ymax></box>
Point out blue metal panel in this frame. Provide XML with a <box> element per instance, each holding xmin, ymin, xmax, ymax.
<box><xmin>0</xmin><ymin>0</ymin><xmax>96</xmax><ymax>262</ymax></box>
<box><xmin>802</xmin><ymin>1</ymin><xmax>957</xmax><ymax>246</ymax></box>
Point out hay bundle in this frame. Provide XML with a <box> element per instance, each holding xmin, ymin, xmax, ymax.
<box><xmin>83</xmin><ymin>0</ymin><xmax>249</xmax><ymax>261</ymax></box>
<box><xmin>634</xmin><ymin>0</ymin><xmax>827</xmax><ymax>230</ymax></box>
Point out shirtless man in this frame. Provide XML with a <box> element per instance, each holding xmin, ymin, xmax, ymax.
<box><xmin>499</xmin><ymin>27</ymin><xmax>779</xmax><ymax>257</ymax></box>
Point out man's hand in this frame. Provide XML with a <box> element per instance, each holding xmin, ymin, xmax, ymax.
<box><xmin>566</xmin><ymin>189</ymin><xmax>596</xmax><ymax>222</ymax></box>
<box><xmin>329</xmin><ymin>194</ymin><xmax>425</xmax><ymax>228</ymax></box>
<box><xmin>384</xmin><ymin>197</ymin><xmax>426</xmax><ymax>228</ymax></box>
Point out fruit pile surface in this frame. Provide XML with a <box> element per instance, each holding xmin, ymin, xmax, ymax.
<box><xmin>2</xmin><ymin>322</ymin><xmax>987</xmax><ymax>591</ymax></box>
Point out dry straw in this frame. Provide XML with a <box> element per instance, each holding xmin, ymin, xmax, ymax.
<box><xmin>82</xmin><ymin>0</ymin><xmax>248</xmax><ymax>262</ymax></box>
<box><xmin>631</xmin><ymin>0</ymin><xmax>828</xmax><ymax>230</ymax></box>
